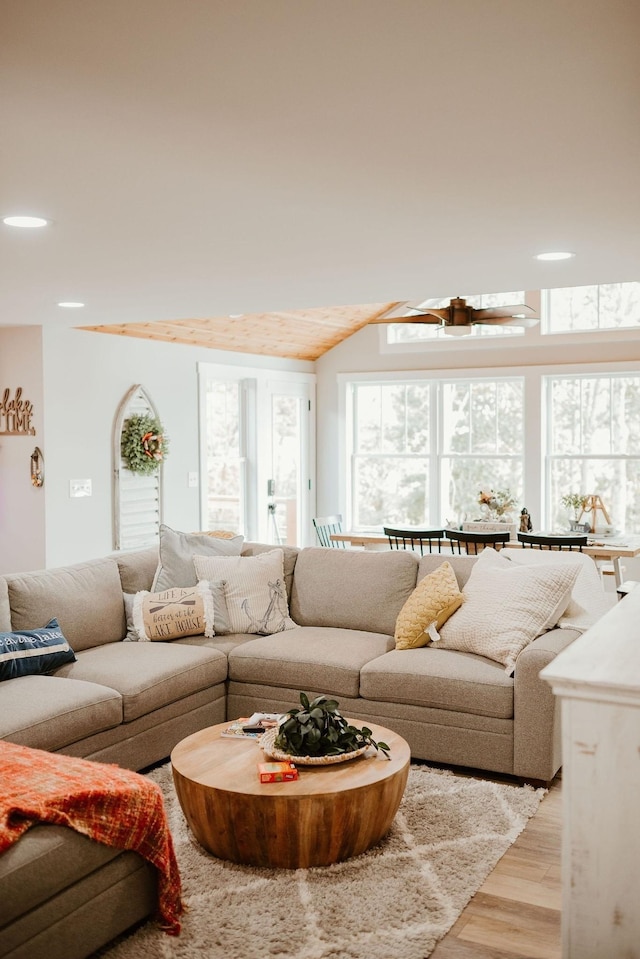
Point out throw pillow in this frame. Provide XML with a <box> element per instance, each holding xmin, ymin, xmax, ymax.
<box><xmin>152</xmin><ymin>524</ymin><xmax>244</xmax><ymax>592</ymax></box>
<box><xmin>193</xmin><ymin>548</ymin><xmax>296</xmax><ymax>635</ymax></box>
<box><xmin>501</xmin><ymin>547</ymin><xmax>613</xmax><ymax>632</ymax></box>
<box><xmin>436</xmin><ymin>548</ymin><xmax>580</xmax><ymax>674</ymax></box>
<box><xmin>123</xmin><ymin>581</ymin><xmax>232</xmax><ymax>642</ymax></box>
<box><xmin>0</xmin><ymin>619</ymin><xmax>76</xmax><ymax>681</ymax></box>
<box><xmin>394</xmin><ymin>561</ymin><xmax>463</xmax><ymax>649</ymax></box>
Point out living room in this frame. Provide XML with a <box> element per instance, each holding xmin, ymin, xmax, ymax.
<box><xmin>1</xmin><ymin>3</ymin><xmax>640</xmax><ymax>958</ymax></box>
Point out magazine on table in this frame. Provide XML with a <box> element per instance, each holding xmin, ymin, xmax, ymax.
<box><xmin>221</xmin><ymin>712</ymin><xmax>283</xmax><ymax>739</ymax></box>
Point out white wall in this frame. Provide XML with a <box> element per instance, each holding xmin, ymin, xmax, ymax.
<box><xmin>0</xmin><ymin>325</ymin><xmax>311</xmax><ymax>570</ymax></box>
<box><xmin>315</xmin><ymin>323</ymin><xmax>640</xmax><ymax>520</ymax></box>
<box><xmin>0</xmin><ymin>327</ymin><xmax>46</xmax><ymax>572</ymax></box>
<box><xmin>6</xmin><ymin>316</ymin><xmax>640</xmax><ymax>571</ymax></box>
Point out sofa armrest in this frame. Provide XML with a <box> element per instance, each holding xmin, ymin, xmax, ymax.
<box><xmin>513</xmin><ymin>626</ymin><xmax>581</xmax><ymax>781</ymax></box>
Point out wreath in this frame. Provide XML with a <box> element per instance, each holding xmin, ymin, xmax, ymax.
<box><xmin>121</xmin><ymin>413</ymin><xmax>169</xmax><ymax>475</ymax></box>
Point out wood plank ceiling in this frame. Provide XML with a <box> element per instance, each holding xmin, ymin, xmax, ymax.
<box><xmin>79</xmin><ymin>302</ymin><xmax>399</xmax><ymax>362</ymax></box>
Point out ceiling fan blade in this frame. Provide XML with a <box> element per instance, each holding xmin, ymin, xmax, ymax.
<box><xmin>474</xmin><ymin>314</ymin><xmax>540</xmax><ymax>328</ymax></box>
<box><xmin>370</xmin><ymin>305</ymin><xmax>449</xmax><ymax>324</ymax></box>
<box><xmin>472</xmin><ymin>303</ymin><xmax>538</xmax><ymax>321</ymax></box>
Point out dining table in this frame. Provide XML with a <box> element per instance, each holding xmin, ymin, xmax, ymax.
<box><xmin>329</xmin><ymin>529</ymin><xmax>640</xmax><ymax>586</ymax></box>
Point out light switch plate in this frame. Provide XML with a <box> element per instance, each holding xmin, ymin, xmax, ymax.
<box><xmin>70</xmin><ymin>478</ymin><xmax>92</xmax><ymax>498</ymax></box>
<box><xmin>188</xmin><ymin>472</ymin><xmax>199</xmax><ymax>488</ymax></box>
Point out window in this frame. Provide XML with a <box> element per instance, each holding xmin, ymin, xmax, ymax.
<box><xmin>348</xmin><ymin>375</ymin><xmax>524</xmax><ymax>529</ymax></box>
<box><xmin>351</xmin><ymin>382</ymin><xmax>431</xmax><ymax>527</ymax></box>
<box><xmin>544</xmin><ymin>282</ymin><xmax>640</xmax><ymax>333</ymax></box>
<box><xmin>545</xmin><ymin>373</ymin><xmax>640</xmax><ymax>531</ymax></box>
<box><xmin>386</xmin><ymin>291</ymin><xmax>526</xmax><ymax>344</ymax></box>
<box><xmin>440</xmin><ymin>378</ymin><xmax>524</xmax><ymax>524</ymax></box>
<box><xmin>202</xmin><ymin>378</ymin><xmax>245</xmax><ymax>533</ymax></box>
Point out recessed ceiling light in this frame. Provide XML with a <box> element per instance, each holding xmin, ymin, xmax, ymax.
<box><xmin>57</xmin><ymin>301</ymin><xmax>85</xmax><ymax>308</ymax></box>
<box><xmin>534</xmin><ymin>251</ymin><xmax>575</xmax><ymax>261</ymax></box>
<box><xmin>228</xmin><ymin>313</ymin><xmax>244</xmax><ymax>318</ymax></box>
<box><xmin>2</xmin><ymin>215</ymin><xmax>49</xmax><ymax>228</ymax></box>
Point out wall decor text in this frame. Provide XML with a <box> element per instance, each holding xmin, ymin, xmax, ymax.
<box><xmin>0</xmin><ymin>387</ymin><xmax>35</xmax><ymax>435</ymax></box>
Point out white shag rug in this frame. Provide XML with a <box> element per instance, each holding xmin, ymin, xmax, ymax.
<box><xmin>98</xmin><ymin>763</ymin><xmax>545</xmax><ymax>959</ymax></box>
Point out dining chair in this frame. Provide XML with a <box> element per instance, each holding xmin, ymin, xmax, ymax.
<box><xmin>446</xmin><ymin>528</ymin><xmax>511</xmax><ymax>554</ymax></box>
<box><xmin>517</xmin><ymin>532</ymin><xmax>588</xmax><ymax>551</ymax></box>
<box><xmin>383</xmin><ymin>526</ymin><xmax>446</xmax><ymax>555</ymax></box>
<box><xmin>312</xmin><ymin>514</ymin><xmax>346</xmax><ymax>548</ymax></box>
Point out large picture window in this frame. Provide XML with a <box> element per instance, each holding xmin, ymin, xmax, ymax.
<box><xmin>351</xmin><ymin>382</ymin><xmax>431</xmax><ymax>527</ymax></box>
<box><xmin>348</xmin><ymin>375</ymin><xmax>524</xmax><ymax>529</ymax></box>
<box><xmin>546</xmin><ymin>373</ymin><xmax>640</xmax><ymax>531</ymax></box>
<box><xmin>440</xmin><ymin>379</ymin><xmax>524</xmax><ymax>525</ymax></box>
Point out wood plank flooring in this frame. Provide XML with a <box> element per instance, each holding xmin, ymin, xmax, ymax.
<box><xmin>431</xmin><ymin>773</ymin><xmax>562</xmax><ymax>959</ymax></box>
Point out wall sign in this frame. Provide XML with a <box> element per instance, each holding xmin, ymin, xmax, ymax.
<box><xmin>0</xmin><ymin>387</ymin><xmax>35</xmax><ymax>435</ymax></box>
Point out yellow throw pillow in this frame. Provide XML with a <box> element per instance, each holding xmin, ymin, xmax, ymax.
<box><xmin>394</xmin><ymin>561</ymin><xmax>463</xmax><ymax>650</ymax></box>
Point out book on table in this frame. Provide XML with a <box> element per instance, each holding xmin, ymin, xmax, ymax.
<box><xmin>221</xmin><ymin>713</ymin><xmax>283</xmax><ymax>739</ymax></box>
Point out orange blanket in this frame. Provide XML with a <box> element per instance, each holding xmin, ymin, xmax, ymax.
<box><xmin>0</xmin><ymin>741</ymin><xmax>183</xmax><ymax>934</ymax></box>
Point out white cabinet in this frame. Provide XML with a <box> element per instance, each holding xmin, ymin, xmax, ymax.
<box><xmin>541</xmin><ymin>592</ymin><xmax>640</xmax><ymax>958</ymax></box>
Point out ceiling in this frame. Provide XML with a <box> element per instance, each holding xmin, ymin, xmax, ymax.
<box><xmin>2</xmin><ymin>1</ymin><xmax>640</xmax><ymax>360</ymax></box>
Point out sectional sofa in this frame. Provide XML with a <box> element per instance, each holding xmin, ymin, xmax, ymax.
<box><xmin>0</xmin><ymin>535</ymin><xmax>600</xmax><ymax>959</ymax></box>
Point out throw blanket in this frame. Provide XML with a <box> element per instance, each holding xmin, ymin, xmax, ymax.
<box><xmin>0</xmin><ymin>741</ymin><xmax>183</xmax><ymax>934</ymax></box>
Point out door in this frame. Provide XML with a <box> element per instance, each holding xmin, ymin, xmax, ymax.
<box><xmin>260</xmin><ymin>378</ymin><xmax>314</xmax><ymax>547</ymax></box>
<box><xmin>199</xmin><ymin>364</ymin><xmax>315</xmax><ymax>545</ymax></box>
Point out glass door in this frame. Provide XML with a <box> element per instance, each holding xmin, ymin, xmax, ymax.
<box><xmin>260</xmin><ymin>379</ymin><xmax>314</xmax><ymax>547</ymax></box>
<box><xmin>199</xmin><ymin>364</ymin><xmax>315</xmax><ymax>545</ymax></box>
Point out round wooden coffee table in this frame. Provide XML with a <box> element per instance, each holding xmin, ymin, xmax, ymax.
<box><xmin>171</xmin><ymin>720</ymin><xmax>410</xmax><ymax>869</ymax></box>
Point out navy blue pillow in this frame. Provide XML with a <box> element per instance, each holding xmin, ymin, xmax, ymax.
<box><xmin>0</xmin><ymin>618</ymin><xmax>76</xmax><ymax>681</ymax></box>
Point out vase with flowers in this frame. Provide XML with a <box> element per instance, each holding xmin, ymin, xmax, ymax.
<box><xmin>478</xmin><ymin>488</ymin><xmax>516</xmax><ymax>523</ymax></box>
<box><xmin>561</xmin><ymin>492</ymin><xmax>588</xmax><ymax>531</ymax></box>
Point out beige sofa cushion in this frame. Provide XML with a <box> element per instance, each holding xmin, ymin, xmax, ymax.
<box><xmin>228</xmin><ymin>626</ymin><xmax>395</xmax><ymax>698</ymax></box>
<box><xmin>0</xmin><ymin>675</ymin><xmax>122</xmax><ymax>750</ymax></box>
<box><xmin>417</xmin><ymin>553</ymin><xmax>477</xmax><ymax>589</ymax></box>
<box><xmin>289</xmin><ymin>548</ymin><xmax>418</xmax><ymax>635</ymax></box>
<box><xmin>6</xmin><ymin>558</ymin><xmax>126</xmax><ymax>651</ymax></box>
<box><xmin>0</xmin><ymin>577</ymin><xmax>11</xmax><ymax>631</ymax></box>
<box><xmin>114</xmin><ymin>547</ymin><xmax>158</xmax><ymax>594</ymax></box>
<box><xmin>360</xmin><ymin>647</ymin><xmax>514</xmax><ymax>719</ymax></box>
<box><xmin>53</xmin><ymin>642</ymin><xmax>228</xmax><ymax>722</ymax></box>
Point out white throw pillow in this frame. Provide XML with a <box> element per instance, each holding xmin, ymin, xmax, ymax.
<box><xmin>152</xmin><ymin>524</ymin><xmax>244</xmax><ymax>591</ymax></box>
<box><xmin>193</xmin><ymin>548</ymin><xmax>295</xmax><ymax>635</ymax></box>
<box><xmin>435</xmin><ymin>548</ymin><xmax>580</xmax><ymax>674</ymax></box>
<box><xmin>501</xmin><ymin>547</ymin><xmax>613</xmax><ymax>631</ymax></box>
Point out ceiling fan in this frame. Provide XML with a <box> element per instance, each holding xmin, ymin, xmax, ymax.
<box><xmin>371</xmin><ymin>296</ymin><xmax>539</xmax><ymax>335</ymax></box>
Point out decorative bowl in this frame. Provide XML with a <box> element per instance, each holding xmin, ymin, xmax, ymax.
<box><xmin>259</xmin><ymin>726</ymin><xmax>369</xmax><ymax>766</ymax></box>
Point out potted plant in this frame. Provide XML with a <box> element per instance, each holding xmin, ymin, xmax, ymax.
<box><xmin>274</xmin><ymin>693</ymin><xmax>390</xmax><ymax>759</ymax></box>
<box><xmin>561</xmin><ymin>492</ymin><xmax>588</xmax><ymax>530</ymax></box>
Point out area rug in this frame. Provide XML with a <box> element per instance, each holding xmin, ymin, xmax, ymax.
<box><xmin>99</xmin><ymin>763</ymin><xmax>545</xmax><ymax>959</ymax></box>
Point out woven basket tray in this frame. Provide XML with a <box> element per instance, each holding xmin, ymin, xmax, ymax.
<box><xmin>259</xmin><ymin>727</ymin><xmax>369</xmax><ymax>765</ymax></box>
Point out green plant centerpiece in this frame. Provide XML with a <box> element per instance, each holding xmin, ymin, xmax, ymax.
<box><xmin>275</xmin><ymin>693</ymin><xmax>391</xmax><ymax>760</ymax></box>
<box><xmin>121</xmin><ymin>413</ymin><xmax>169</xmax><ymax>475</ymax></box>
<box><xmin>561</xmin><ymin>492</ymin><xmax>587</xmax><ymax>520</ymax></box>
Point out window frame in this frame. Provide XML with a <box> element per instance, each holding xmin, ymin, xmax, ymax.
<box><xmin>339</xmin><ymin>359</ymin><xmax>640</xmax><ymax>536</ymax></box>
<box><xmin>542</xmin><ymin>282</ymin><xmax>640</xmax><ymax>336</ymax></box>
<box><xmin>544</xmin><ymin>369</ymin><xmax>640</xmax><ymax>531</ymax></box>
<box><xmin>343</xmin><ymin>369</ymin><xmax>526</xmax><ymax>531</ymax></box>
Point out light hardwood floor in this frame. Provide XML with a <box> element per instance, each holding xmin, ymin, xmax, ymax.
<box><xmin>432</xmin><ymin>773</ymin><xmax>562</xmax><ymax>959</ymax></box>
